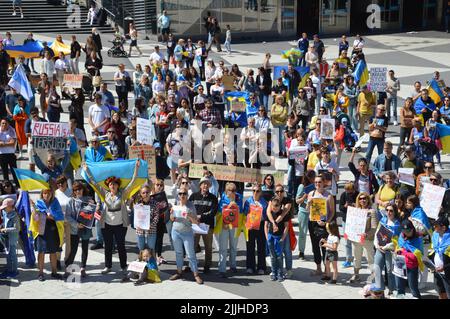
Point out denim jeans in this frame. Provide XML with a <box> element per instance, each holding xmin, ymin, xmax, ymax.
<box><xmin>1</xmin><ymin>232</ymin><xmax>18</xmax><ymax>273</ymax></box>
<box><xmin>348</xmin><ymin>103</ymin><xmax>358</xmax><ymax>131</ymax></box>
<box><xmin>224</xmin><ymin>40</ymin><xmax>231</xmax><ymax>53</ymax></box>
<box><xmin>268</xmin><ymin>236</ymin><xmax>283</xmax><ymax>277</ymax></box>
<box><xmin>165</xmin><ymin>220</ymin><xmax>174</xmax><ymax>250</ymax></box>
<box><xmin>395</xmin><ymin>267</ymin><xmax>421</xmax><ymax>298</ymax></box>
<box><xmin>365</xmin><ymin>138</ymin><xmax>384</xmax><ymax>163</ymax></box>
<box><xmin>171</xmin><ymin>228</ymin><xmax>198</xmax><ymax>273</ymax></box>
<box><xmin>259</xmin><ymin>94</ymin><xmax>269</xmax><ymax>112</ymax></box>
<box><xmin>95</xmin><ymin>220</ymin><xmax>104</xmax><ymax>244</ymax></box>
<box><xmin>137</xmin><ymin>233</ymin><xmax>157</xmax><ymax>251</ymax></box>
<box><xmin>374</xmin><ymin>249</ymin><xmax>395</xmax><ymax>292</ymax></box>
<box><xmin>315</xmin><ymin>95</ymin><xmax>322</xmax><ymax>115</ymax></box>
<box><xmin>387</xmin><ymin>97</ymin><xmax>398</xmax><ymax>122</ymax></box>
<box><xmin>283</xmin><ymin>235</ymin><xmax>292</xmax><ymax>271</ymax></box>
<box><xmin>341</xmin><ymin>222</ymin><xmax>353</xmax><ymax>262</ymax></box>
<box><xmin>218</xmin><ymin>228</ymin><xmax>238</xmax><ymax>273</ymax></box>
<box><xmin>297</xmin><ymin>209</ymin><xmax>309</xmax><ymax>254</ymax></box>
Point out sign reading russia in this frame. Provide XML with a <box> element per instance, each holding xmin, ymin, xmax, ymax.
<box><xmin>31</xmin><ymin>122</ymin><xmax>70</xmax><ymax>138</ymax></box>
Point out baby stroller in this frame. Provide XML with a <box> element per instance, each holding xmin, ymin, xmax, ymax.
<box><xmin>107</xmin><ymin>35</ymin><xmax>128</xmax><ymax>58</ymax></box>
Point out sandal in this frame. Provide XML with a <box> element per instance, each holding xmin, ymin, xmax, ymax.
<box><xmin>169</xmin><ymin>272</ymin><xmax>183</xmax><ymax>281</ymax></box>
<box><xmin>194</xmin><ymin>275</ymin><xmax>204</xmax><ymax>285</ymax></box>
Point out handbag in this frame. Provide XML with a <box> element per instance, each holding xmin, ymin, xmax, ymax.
<box><xmin>92</xmin><ymin>70</ymin><xmax>102</xmax><ymax>87</ymax></box>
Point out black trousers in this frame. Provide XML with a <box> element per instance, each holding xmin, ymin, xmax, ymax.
<box><xmin>102</xmin><ymin>223</ymin><xmax>127</xmax><ymax>269</ymax></box>
<box><xmin>246</xmin><ymin>228</ymin><xmax>267</xmax><ymax>271</ymax></box>
<box><xmin>116</xmin><ymin>86</ymin><xmax>128</xmax><ymax>109</ymax></box>
<box><xmin>0</xmin><ymin>153</ymin><xmax>18</xmax><ymax>186</ymax></box>
<box><xmin>155</xmin><ymin>221</ymin><xmax>166</xmax><ymax>257</ymax></box>
<box><xmin>308</xmin><ymin>221</ymin><xmax>327</xmax><ymax>265</ymax></box>
<box><xmin>65</xmin><ymin>234</ymin><xmax>89</xmax><ymax>268</ymax></box>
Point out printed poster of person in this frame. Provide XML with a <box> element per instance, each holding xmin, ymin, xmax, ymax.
<box><xmin>245</xmin><ymin>204</ymin><xmax>263</xmax><ymax>230</ymax></box>
<box><xmin>222</xmin><ymin>202</ymin><xmax>239</xmax><ymax>229</ymax></box>
<box><xmin>309</xmin><ymin>198</ymin><xmax>327</xmax><ymax>222</ymax></box>
<box><xmin>376</xmin><ymin>223</ymin><xmax>393</xmax><ymax>247</ymax></box>
<box><xmin>76</xmin><ymin>200</ymin><xmax>96</xmax><ymax>229</ymax></box>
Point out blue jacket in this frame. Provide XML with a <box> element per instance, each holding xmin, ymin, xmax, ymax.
<box><xmin>218</xmin><ymin>192</ymin><xmax>243</xmax><ymax>214</ymax></box>
<box><xmin>297</xmin><ymin>38</ymin><xmax>309</xmax><ymax>52</ymax></box>
<box><xmin>373</xmin><ymin>153</ymin><xmax>401</xmax><ymax>179</ymax></box>
<box><xmin>226</xmin><ymin>111</ymin><xmax>248</xmax><ymax>128</ymax></box>
<box><xmin>34</xmin><ymin>149</ymin><xmax>70</xmax><ymax>183</ymax></box>
<box><xmin>243</xmin><ymin>196</ymin><xmax>268</xmax><ymax>221</ymax></box>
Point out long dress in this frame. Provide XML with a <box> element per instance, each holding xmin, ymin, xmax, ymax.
<box><xmin>13</xmin><ymin>109</ymin><xmax>28</xmax><ymax>146</ymax></box>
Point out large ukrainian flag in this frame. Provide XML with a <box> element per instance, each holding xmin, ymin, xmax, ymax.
<box><xmin>13</xmin><ymin>168</ymin><xmax>49</xmax><ymax>191</ymax></box>
<box><xmin>352</xmin><ymin>59</ymin><xmax>369</xmax><ymax>86</ymax></box>
<box><xmin>4</xmin><ymin>41</ymin><xmax>44</xmax><ymax>59</ymax></box>
<box><xmin>81</xmin><ymin>159</ymin><xmax>148</xmax><ymax>200</ymax></box>
<box><xmin>436</xmin><ymin>123</ymin><xmax>450</xmax><ymax>154</ymax></box>
<box><xmin>427</xmin><ymin>79</ymin><xmax>445</xmax><ymax>105</ymax></box>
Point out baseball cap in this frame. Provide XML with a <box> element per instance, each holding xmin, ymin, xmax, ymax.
<box><xmin>199</xmin><ymin>177</ymin><xmax>211</xmax><ymax>187</ymax></box>
<box><xmin>153</xmin><ymin>142</ymin><xmax>161</xmax><ymax>149</ymax></box>
<box><xmin>0</xmin><ymin>198</ymin><xmax>15</xmax><ymax>210</ymax></box>
<box><xmin>401</xmin><ymin>219</ymin><xmax>415</xmax><ymax>232</ymax></box>
<box><xmin>313</xmin><ymin>139</ymin><xmax>321</xmax><ymax>145</ymax></box>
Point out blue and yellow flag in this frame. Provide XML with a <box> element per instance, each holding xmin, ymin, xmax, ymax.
<box><xmin>69</xmin><ymin>136</ymin><xmax>82</xmax><ymax>170</ymax></box>
<box><xmin>427</xmin><ymin>79</ymin><xmax>445</xmax><ymax>105</ymax></box>
<box><xmin>352</xmin><ymin>59</ymin><xmax>369</xmax><ymax>86</ymax></box>
<box><xmin>430</xmin><ymin>229</ymin><xmax>450</xmax><ymax>258</ymax></box>
<box><xmin>81</xmin><ymin>159</ymin><xmax>148</xmax><ymax>200</ymax></box>
<box><xmin>13</xmin><ymin>168</ymin><xmax>49</xmax><ymax>191</ymax></box>
<box><xmin>30</xmin><ymin>199</ymin><xmax>65</xmax><ymax>246</ymax></box>
<box><xmin>394</xmin><ymin>234</ymin><xmax>424</xmax><ymax>271</ymax></box>
<box><xmin>4</xmin><ymin>40</ymin><xmax>45</xmax><ymax>59</ymax></box>
<box><xmin>281</xmin><ymin>48</ymin><xmax>302</xmax><ymax>59</ymax></box>
<box><xmin>436</xmin><ymin>123</ymin><xmax>450</xmax><ymax>154</ymax></box>
<box><xmin>50</xmin><ymin>40</ymin><xmax>71</xmax><ymax>56</ymax></box>
<box><xmin>15</xmin><ymin>191</ymin><xmax>36</xmax><ymax>267</ymax></box>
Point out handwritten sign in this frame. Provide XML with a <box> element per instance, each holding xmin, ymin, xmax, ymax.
<box><xmin>133</xmin><ymin>204</ymin><xmax>151</xmax><ymax>230</ymax></box>
<box><xmin>76</xmin><ymin>200</ymin><xmax>96</xmax><ymax>229</ymax></box>
<box><xmin>370</xmin><ymin>67</ymin><xmax>387</xmax><ymax>92</ymax></box>
<box><xmin>63</xmin><ymin>74</ymin><xmax>83</xmax><ymax>88</ymax></box>
<box><xmin>136</xmin><ymin>117</ymin><xmax>155</xmax><ymax>146</ymax></box>
<box><xmin>289</xmin><ymin>146</ymin><xmax>308</xmax><ymax>161</ymax></box>
<box><xmin>128</xmin><ymin>261</ymin><xmax>147</xmax><ymax>273</ymax></box>
<box><xmin>309</xmin><ymin>198</ymin><xmax>327</xmax><ymax>222</ymax></box>
<box><xmin>398</xmin><ymin>168</ymin><xmax>415</xmax><ymax>187</ymax></box>
<box><xmin>420</xmin><ymin>183</ymin><xmax>446</xmax><ymax>219</ymax></box>
<box><xmin>32</xmin><ymin>136</ymin><xmax>66</xmax><ymax>150</ymax></box>
<box><xmin>129</xmin><ymin>145</ymin><xmax>156</xmax><ymax>177</ymax></box>
<box><xmin>246</xmin><ymin>204</ymin><xmax>263</xmax><ymax>230</ymax></box>
<box><xmin>344</xmin><ymin>207</ymin><xmax>368</xmax><ymax>243</ymax></box>
<box><xmin>320</xmin><ymin>118</ymin><xmax>335</xmax><ymax>140</ymax></box>
<box><xmin>31</xmin><ymin>122</ymin><xmax>70</xmax><ymax>138</ymax></box>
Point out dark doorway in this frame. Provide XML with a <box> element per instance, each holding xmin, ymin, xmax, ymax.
<box><xmin>350</xmin><ymin>0</ymin><xmax>371</xmax><ymax>34</ymax></box>
<box><xmin>297</xmin><ymin>0</ymin><xmax>320</xmax><ymax>36</ymax></box>
<box><xmin>403</xmin><ymin>0</ymin><xmax>424</xmax><ymax>30</ymax></box>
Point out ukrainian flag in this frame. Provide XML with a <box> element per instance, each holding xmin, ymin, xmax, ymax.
<box><xmin>352</xmin><ymin>59</ymin><xmax>369</xmax><ymax>86</ymax></box>
<box><xmin>13</xmin><ymin>168</ymin><xmax>50</xmax><ymax>191</ymax></box>
<box><xmin>81</xmin><ymin>159</ymin><xmax>148</xmax><ymax>200</ymax></box>
<box><xmin>281</xmin><ymin>48</ymin><xmax>302</xmax><ymax>60</ymax></box>
<box><xmin>394</xmin><ymin>234</ymin><xmax>424</xmax><ymax>271</ymax></box>
<box><xmin>69</xmin><ymin>136</ymin><xmax>82</xmax><ymax>170</ymax></box>
<box><xmin>297</xmin><ymin>66</ymin><xmax>310</xmax><ymax>88</ymax></box>
<box><xmin>427</xmin><ymin>79</ymin><xmax>445</xmax><ymax>105</ymax></box>
<box><xmin>4</xmin><ymin>41</ymin><xmax>44</xmax><ymax>59</ymax></box>
<box><xmin>436</xmin><ymin>123</ymin><xmax>450</xmax><ymax>154</ymax></box>
<box><xmin>50</xmin><ymin>40</ymin><xmax>71</xmax><ymax>56</ymax></box>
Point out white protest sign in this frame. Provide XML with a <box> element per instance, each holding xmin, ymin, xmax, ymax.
<box><xmin>63</xmin><ymin>74</ymin><xmax>83</xmax><ymax>88</ymax></box>
<box><xmin>133</xmin><ymin>204</ymin><xmax>151</xmax><ymax>230</ymax></box>
<box><xmin>369</xmin><ymin>67</ymin><xmax>387</xmax><ymax>92</ymax></box>
<box><xmin>31</xmin><ymin>122</ymin><xmax>70</xmax><ymax>137</ymax></box>
<box><xmin>127</xmin><ymin>261</ymin><xmax>147</xmax><ymax>273</ymax></box>
<box><xmin>192</xmin><ymin>223</ymin><xmax>209</xmax><ymax>235</ymax></box>
<box><xmin>393</xmin><ymin>255</ymin><xmax>407</xmax><ymax>279</ymax></box>
<box><xmin>398</xmin><ymin>168</ymin><xmax>415</xmax><ymax>187</ymax></box>
<box><xmin>136</xmin><ymin>117</ymin><xmax>155</xmax><ymax>145</ymax></box>
<box><xmin>354</xmin><ymin>133</ymin><xmax>369</xmax><ymax>149</ymax></box>
<box><xmin>344</xmin><ymin>207</ymin><xmax>368</xmax><ymax>243</ymax></box>
<box><xmin>420</xmin><ymin>183</ymin><xmax>446</xmax><ymax>219</ymax></box>
<box><xmin>289</xmin><ymin>146</ymin><xmax>308</xmax><ymax>161</ymax></box>
<box><xmin>320</xmin><ymin>118</ymin><xmax>335</xmax><ymax>140</ymax></box>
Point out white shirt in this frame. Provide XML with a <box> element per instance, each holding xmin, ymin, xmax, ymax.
<box><xmin>326</xmin><ymin>235</ymin><xmax>340</xmax><ymax>250</ymax></box>
<box><xmin>88</xmin><ymin>103</ymin><xmax>110</xmax><ymax>133</ymax></box>
<box><xmin>40</xmin><ymin>59</ymin><xmax>55</xmax><ymax>77</ymax></box>
<box><xmin>310</xmin><ymin>74</ymin><xmax>321</xmax><ymax>94</ymax></box>
<box><xmin>0</xmin><ymin>126</ymin><xmax>17</xmax><ymax>154</ymax></box>
<box><xmin>149</xmin><ymin>51</ymin><xmax>164</xmax><ymax>65</ymax></box>
<box><xmin>152</xmin><ymin>80</ymin><xmax>165</xmax><ymax>95</ymax></box>
<box><xmin>54</xmin><ymin>58</ymin><xmax>70</xmax><ymax>71</ymax></box>
<box><xmin>353</xmin><ymin>39</ymin><xmax>365</xmax><ymax>49</ymax></box>
<box><xmin>314</xmin><ymin>159</ymin><xmax>340</xmax><ymax>196</ymax></box>
<box><xmin>55</xmin><ymin>188</ymin><xmax>72</xmax><ymax>214</ymax></box>
<box><xmin>205</xmin><ymin>66</ymin><xmax>216</xmax><ymax>83</ymax></box>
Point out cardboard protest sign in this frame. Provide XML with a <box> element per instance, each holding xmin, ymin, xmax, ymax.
<box><xmin>31</xmin><ymin>122</ymin><xmax>70</xmax><ymax>158</ymax></box>
<box><xmin>129</xmin><ymin>145</ymin><xmax>156</xmax><ymax>177</ymax></box>
<box><xmin>309</xmin><ymin>197</ymin><xmax>327</xmax><ymax>222</ymax></box>
<box><xmin>245</xmin><ymin>204</ymin><xmax>263</xmax><ymax>230</ymax></box>
<box><xmin>136</xmin><ymin>117</ymin><xmax>155</xmax><ymax>145</ymax></box>
<box><xmin>320</xmin><ymin>118</ymin><xmax>335</xmax><ymax>140</ymax></box>
<box><xmin>344</xmin><ymin>207</ymin><xmax>368</xmax><ymax>243</ymax></box>
<box><xmin>222</xmin><ymin>203</ymin><xmax>239</xmax><ymax>229</ymax></box>
<box><xmin>289</xmin><ymin>146</ymin><xmax>308</xmax><ymax>161</ymax></box>
<box><xmin>369</xmin><ymin>67</ymin><xmax>387</xmax><ymax>92</ymax></box>
<box><xmin>133</xmin><ymin>204</ymin><xmax>151</xmax><ymax>230</ymax></box>
<box><xmin>76</xmin><ymin>200</ymin><xmax>96</xmax><ymax>229</ymax></box>
<box><xmin>31</xmin><ymin>122</ymin><xmax>70</xmax><ymax>137</ymax></box>
<box><xmin>222</xmin><ymin>75</ymin><xmax>235</xmax><ymax>91</ymax></box>
<box><xmin>63</xmin><ymin>74</ymin><xmax>83</xmax><ymax>88</ymax></box>
<box><xmin>420</xmin><ymin>183</ymin><xmax>446</xmax><ymax>219</ymax></box>
<box><xmin>398</xmin><ymin>168</ymin><xmax>415</xmax><ymax>187</ymax></box>
<box><xmin>376</xmin><ymin>223</ymin><xmax>394</xmax><ymax>247</ymax></box>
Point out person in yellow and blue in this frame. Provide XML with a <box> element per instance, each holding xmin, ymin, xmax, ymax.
<box><xmin>428</xmin><ymin>216</ymin><xmax>450</xmax><ymax>299</ymax></box>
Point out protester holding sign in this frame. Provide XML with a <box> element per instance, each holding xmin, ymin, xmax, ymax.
<box><xmin>169</xmin><ymin>186</ymin><xmax>203</xmax><ymax>285</ymax></box>
<box><xmin>244</xmin><ymin>183</ymin><xmax>268</xmax><ymax>275</ymax></box>
<box><xmin>64</xmin><ymin>182</ymin><xmax>94</xmax><ymax>279</ymax></box>
<box><xmin>134</xmin><ymin>184</ymin><xmax>159</xmax><ymax>251</ymax></box>
<box><xmin>307</xmin><ymin>175</ymin><xmax>335</xmax><ymax>277</ymax></box>
<box><xmin>347</xmin><ymin>193</ymin><xmax>378</xmax><ymax>284</ymax></box>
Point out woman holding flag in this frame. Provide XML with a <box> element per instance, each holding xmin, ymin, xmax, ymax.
<box><xmin>82</xmin><ymin>160</ymin><xmax>140</xmax><ymax>279</ymax></box>
<box><xmin>31</xmin><ymin>189</ymin><xmax>65</xmax><ymax>281</ymax></box>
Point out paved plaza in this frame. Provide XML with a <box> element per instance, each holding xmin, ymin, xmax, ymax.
<box><xmin>1</xmin><ymin>30</ymin><xmax>450</xmax><ymax>299</ymax></box>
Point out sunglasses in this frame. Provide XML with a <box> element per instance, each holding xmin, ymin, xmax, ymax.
<box><xmin>156</xmin><ymin>183</ymin><xmax>164</xmax><ymax>186</ymax></box>
<box><xmin>181</xmin><ymin>181</ymin><xmax>189</xmax><ymax>184</ymax></box>
<box><xmin>178</xmin><ymin>192</ymin><xmax>187</xmax><ymax>196</ymax></box>
<box><xmin>275</xmin><ymin>190</ymin><xmax>284</xmax><ymax>193</ymax></box>
<box><xmin>425</xmin><ymin>166</ymin><xmax>433</xmax><ymax>169</ymax></box>
<box><xmin>73</xmin><ymin>188</ymin><xmax>83</xmax><ymax>192</ymax></box>
<box><xmin>359</xmin><ymin>197</ymin><xmax>367</xmax><ymax>200</ymax></box>
<box><xmin>107</xmin><ymin>131</ymin><xmax>115</xmax><ymax>134</ymax></box>
<box><xmin>430</xmin><ymin>178</ymin><xmax>438</xmax><ymax>182</ymax></box>
<box><xmin>141</xmin><ymin>191</ymin><xmax>149</xmax><ymax>194</ymax></box>
<box><xmin>386</xmin><ymin>208</ymin><xmax>394</xmax><ymax>212</ymax></box>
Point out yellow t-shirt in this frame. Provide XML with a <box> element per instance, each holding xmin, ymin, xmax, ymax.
<box><xmin>358</xmin><ymin>92</ymin><xmax>376</xmax><ymax>115</ymax></box>
<box><xmin>307</xmin><ymin>151</ymin><xmax>320</xmax><ymax>171</ymax></box>
<box><xmin>377</xmin><ymin>184</ymin><xmax>397</xmax><ymax>210</ymax></box>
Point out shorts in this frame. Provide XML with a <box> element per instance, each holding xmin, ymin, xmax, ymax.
<box><xmin>325</xmin><ymin>250</ymin><xmax>338</xmax><ymax>262</ymax></box>
<box><xmin>166</xmin><ymin>156</ymin><xmax>178</xmax><ymax>170</ymax></box>
<box><xmin>161</xmin><ymin>27</ymin><xmax>170</xmax><ymax>35</ymax></box>
<box><xmin>130</xmin><ymin>39</ymin><xmax>137</xmax><ymax>47</ymax></box>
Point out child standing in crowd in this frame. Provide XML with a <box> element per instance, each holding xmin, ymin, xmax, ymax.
<box><xmin>320</xmin><ymin>221</ymin><xmax>340</xmax><ymax>284</ymax></box>
<box><xmin>224</xmin><ymin>25</ymin><xmax>232</xmax><ymax>55</ymax></box>
<box><xmin>265</xmin><ymin>197</ymin><xmax>289</xmax><ymax>282</ymax></box>
<box><xmin>0</xmin><ymin>198</ymin><xmax>20</xmax><ymax>279</ymax></box>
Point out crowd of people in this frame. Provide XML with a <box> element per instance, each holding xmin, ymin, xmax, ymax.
<box><xmin>0</xmin><ymin>25</ymin><xmax>450</xmax><ymax>299</ymax></box>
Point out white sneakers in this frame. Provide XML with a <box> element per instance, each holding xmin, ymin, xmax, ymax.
<box><xmin>101</xmin><ymin>267</ymin><xmax>112</xmax><ymax>274</ymax></box>
<box><xmin>12</xmin><ymin>11</ymin><xmax>16</xmax><ymax>16</ymax></box>
<box><xmin>393</xmin><ymin>120</ymin><xmax>398</xmax><ymax>126</ymax></box>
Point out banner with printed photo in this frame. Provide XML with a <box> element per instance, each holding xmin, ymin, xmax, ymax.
<box><xmin>393</xmin><ymin>255</ymin><xmax>407</xmax><ymax>279</ymax></box>
<box><xmin>75</xmin><ymin>200</ymin><xmax>96</xmax><ymax>229</ymax></box>
<box><xmin>230</xmin><ymin>98</ymin><xmax>246</xmax><ymax>113</ymax></box>
<box><xmin>377</xmin><ymin>223</ymin><xmax>394</xmax><ymax>247</ymax></box>
<box><xmin>419</xmin><ymin>183</ymin><xmax>446</xmax><ymax>219</ymax></box>
<box><xmin>344</xmin><ymin>207</ymin><xmax>368</xmax><ymax>243</ymax></box>
<box><xmin>245</xmin><ymin>204</ymin><xmax>263</xmax><ymax>230</ymax></box>
<box><xmin>222</xmin><ymin>203</ymin><xmax>239</xmax><ymax>229</ymax></box>
<box><xmin>309</xmin><ymin>198</ymin><xmax>327</xmax><ymax>222</ymax></box>
<box><xmin>320</xmin><ymin>118</ymin><xmax>335</xmax><ymax>140</ymax></box>
<box><xmin>133</xmin><ymin>204</ymin><xmax>151</xmax><ymax>230</ymax></box>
